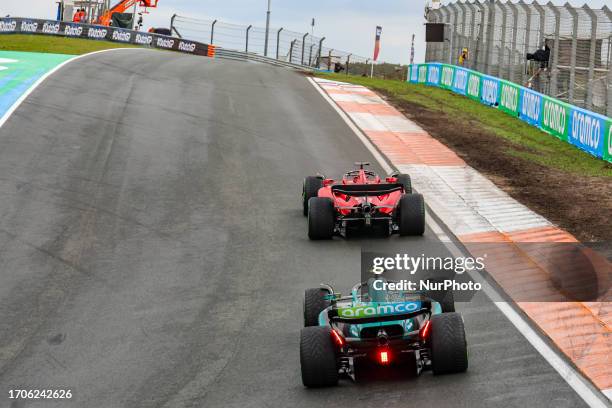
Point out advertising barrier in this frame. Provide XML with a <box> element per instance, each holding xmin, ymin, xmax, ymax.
<box><xmin>519</xmin><ymin>88</ymin><xmax>543</xmax><ymax>127</ymax></box>
<box><xmin>568</xmin><ymin>107</ymin><xmax>607</xmax><ymax>158</ymax></box>
<box><xmin>541</xmin><ymin>96</ymin><xmax>570</xmax><ymax>141</ymax></box>
<box><xmin>605</xmin><ymin>119</ymin><xmax>612</xmax><ymax>162</ymax></box>
<box><xmin>408</xmin><ymin>63</ymin><xmax>611</xmax><ymax>162</ymax></box>
<box><xmin>0</xmin><ymin>17</ymin><xmax>214</xmax><ymax>58</ymax></box>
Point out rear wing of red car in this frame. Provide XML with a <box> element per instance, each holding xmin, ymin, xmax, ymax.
<box><xmin>331</xmin><ymin>183</ymin><xmax>403</xmax><ymax>197</ymax></box>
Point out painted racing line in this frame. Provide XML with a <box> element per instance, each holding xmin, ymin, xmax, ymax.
<box><xmin>308</xmin><ymin>76</ymin><xmax>611</xmax><ymax>406</ymax></box>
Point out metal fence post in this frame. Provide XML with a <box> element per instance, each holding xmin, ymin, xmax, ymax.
<box><xmin>246</xmin><ymin>25</ymin><xmax>252</xmax><ymax>53</ymax></box>
<box><xmin>328</xmin><ymin>49</ymin><xmax>333</xmax><ymax>71</ymax></box>
<box><xmin>474</xmin><ymin>1</ymin><xmax>485</xmax><ymax>72</ymax></box>
<box><xmin>211</xmin><ymin>19</ymin><xmax>217</xmax><ymax>44</ymax></box>
<box><xmin>458</xmin><ymin>1</ymin><xmax>469</xmax><ymax>62</ymax></box>
<box><xmin>346</xmin><ymin>54</ymin><xmax>351</xmax><ymax>75</ymax></box>
<box><xmin>566</xmin><ymin>4</ymin><xmax>578</xmax><ymax>104</ymax></box>
<box><xmin>519</xmin><ymin>1</ymin><xmax>532</xmax><ymax>85</ymax></box>
<box><xmin>301</xmin><ymin>33</ymin><xmax>309</xmax><ymax>65</ymax></box>
<box><xmin>276</xmin><ymin>28</ymin><xmax>283</xmax><ymax>60</ymax></box>
<box><xmin>532</xmin><ymin>1</ymin><xmax>545</xmax><ymax>48</ymax></box>
<box><xmin>604</xmin><ymin>6</ymin><xmax>612</xmax><ymax>116</ymax></box>
<box><xmin>440</xmin><ymin>6</ymin><xmax>449</xmax><ymax>63</ymax></box>
<box><xmin>583</xmin><ymin>5</ymin><xmax>597</xmax><ymax>110</ymax></box>
<box><xmin>449</xmin><ymin>3</ymin><xmax>460</xmax><ymax>65</ymax></box>
<box><xmin>508</xmin><ymin>2</ymin><xmax>519</xmax><ymax>82</ymax></box>
<box><xmin>484</xmin><ymin>0</ymin><xmax>496</xmax><ymax>76</ymax></box>
<box><xmin>289</xmin><ymin>39</ymin><xmax>296</xmax><ymax>63</ymax></box>
<box><xmin>318</xmin><ymin>37</ymin><xmax>325</xmax><ymax>68</ymax></box>
<box><xmin>308</xmin><ymin>44</ymin><xmax>315</xmax><ymax>66</ymax></box>
<box><xmin>468</xmin><ymin>3</ymin><xmax>478</xmax><ymax>69</ymax></box>
<box><xmin>499</xmin><ymin>3</ymin><xmax>509</xmax><ymax>79</ymax></box>
<box><xmin>548</xmin><ymin>2</ymin><xmax>560</xmax><ymax>97</ymax></box>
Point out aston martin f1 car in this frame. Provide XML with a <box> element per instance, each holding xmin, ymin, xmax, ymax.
<box><xmin>300</xmin><ymin>279</ymin><xmax>468</xmax><ymax>387</ymax></box>
<box><xmin>302</xmin><ymin>163</ymin><xmax>425</xmax><ymax>240</ymax></box>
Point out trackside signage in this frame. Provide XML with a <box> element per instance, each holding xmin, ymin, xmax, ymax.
<box><xmin>0</xmin><ymin>17</ymin><xmax>213</xmax><ymax>58</ymax></box>
<box><xmin>568</xmin><ymin>108</ymin><xmax>606</xmax><ymax>158</ymax></box>
<box><xmin>427</xmin><ymin>64</ymin><xmax>441</xmax><ymax>86</ymax></box>
<box><xmin>541</xmin><ymin>96</ymin><xmax>570</xmax><ymax>141</ymax></box>
<box><xmin>452</xmin><ymin>68</ymin><xmax>469</xmax><ymax>95</ymax></box>
<box><xmin>519</xmin><ymin>88</ymin><xmax>543</xmax><ymax>126</ymax></box>
<box><xmin>466</xmin><ymin>72</ymin><xmax>482</xmax><ymax>101</ymax></box>
<box><xmin>440</xmin><ymin>65</ymin><xmax>454</xmax><ymax>89</ymax></box>
<box><xmin>499</xmin><ymin>81</ymin><xmax>520</xmax><ymax>116</ymax></box>
<box><xmin>480</xmin><ymin>75</ymin><xmax>499</xmax><ymax>107</ymax></box>
<box><xmin>418</xmin><ymin>65</ymin><xmax>427</xmax><ymax>83</ymax></box>
<box><xmin>604</xmin><ymin>119</ymin><xmax>612</xmax><ymax>162</ymax></box>
<box><xmin>337</xmin><ymin>301</ymin><xmax>422</xmax><ymax>318</ymax></box>
<box><xmin>407</xmin><ymin>63</ymin><xmax>612</xmax><ymax>162</ymax></box>
<box><xmin>410</xmin><ymin>65</ymin><xmax>419</xmax><ymax>82</ymax></box>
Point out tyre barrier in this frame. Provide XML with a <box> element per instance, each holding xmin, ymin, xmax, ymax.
<box><xmin>0</xmin><ymin>17</ymin><xmax>214</xmax><ymax>59</ymax></box>
<box><xmin>409</xmin><ymin>63</ymin><xmax>612</xmax><ymax>163</ymax></box>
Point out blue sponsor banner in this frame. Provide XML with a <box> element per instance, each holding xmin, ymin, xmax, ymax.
<box><xmin>518</xmin><ymin>87</ymin><xmax>543</xmax><ymax>126</ymax></box>
<box><xmin>426</xmin><ymin>63</ymin><xmax>441</xmax><ymax>86</ymax></box>
<box><xmin>452</xmin><ymin>67</ymin><xmax>469</xmax><ymax>95</ymax></box>
<box><xmin>409</xmin><ymin>64</ymin><xmax>418</xmax><ymax>83</ymax></box>
<box><xmin>568</xmin><ymin>107</ymin><xmax>606</xmax><ymax>158</ymax></box>
<box><xmin>480</xmin><ymin>75</ymin><xmax>500</xmax><ymax>107</ymax></box>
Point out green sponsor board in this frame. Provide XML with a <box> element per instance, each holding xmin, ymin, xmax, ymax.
<box><xmin>541</xmin><ymin>96</ymin><xmax>570</xmax><ymax>141</ymax></box>
<box><xmin>0</xmin><ymin>51</ymin><xmax>73</xmax><ymax>118</ymax></box>
<box><xmin>498</xmin><ymin>80</ymin><xmax>520</xmax><ymax>117</ymax></box>
<box><xmin>440</xmin><ymin>64</ymin><xmax>454</xmax><ymax>90</ymax></box>
<box><xmin>605</xmin><ymin>118</ymin><xmax>612</xmax><ymax>163</ymax></box>
<box><xmin>466</xmin><ymin>71</ymin><xmax>481</xmax><ymax>101</ymax></box>
<box><xmin>418</xmin><ymin>65</ymin><xmax>427</xmax><ymax>83</ymax></box>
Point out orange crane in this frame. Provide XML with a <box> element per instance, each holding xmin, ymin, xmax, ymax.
<box><xmin>97</xmin><ymin>0</ymin><xmax>159</xmax><ymax>26</ymax></box>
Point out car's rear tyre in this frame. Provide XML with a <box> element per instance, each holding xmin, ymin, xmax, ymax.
<box><xmin>303</xmin><ymin>176</ymin><xmax>323</xmax><ymax>216</ymax></box>
<box><xmin>308</xmin><ymin>197</ymin><xmax>335</xmax><ymax>240</ymax></box>
<box><xmin>396</xmin><ymin>174</ymin><xmax>412</xmax><ymax>194</ymax></box>
<box><xmin>430</xmin><ymin>313</ymin><xmax>468</xmax><ymax>375</ymax></box>
<box><xmin>304</xmin><ymin>288</ymin><xmax>331</xmax><ymax>327</ymax></box>
<box><xmin>300</xmin><ymin>326</ymin><xmax>339</xmax><ymax>387</ymax></box>
<box><xmin>398</xmin><ymin>193</ymin><xmax>425</xmax><ymax>236</ymax></box>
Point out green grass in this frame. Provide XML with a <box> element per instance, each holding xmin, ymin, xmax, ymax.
<box><xmin>316</xmin><ymin>72</ymin><xmax>612</xmax><ymax>178</ymax></box>
<box><xmin>0</xmin><ymin>34</ymin><xmax>140</xmax><ymax>55</ymax></box>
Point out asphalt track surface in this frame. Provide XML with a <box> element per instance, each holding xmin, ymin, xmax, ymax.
<box><xmin>0</xmin><ymin>49</ymin><xmax>589</xmax><ymax>408</ymax></box>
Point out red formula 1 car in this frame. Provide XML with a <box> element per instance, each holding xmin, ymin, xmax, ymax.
<box><xmin>302</xmin><ymin>163</ymin><xmax>425</xmax><ymax>240</ymax></box>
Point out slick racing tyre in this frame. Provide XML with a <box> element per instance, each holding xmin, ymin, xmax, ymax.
<box><xmin>396</xmin><ymin>173</ymin><xmax>413</xmax><ymax>194</ymax></box>
<box><xmin>303</xmin><ymin>176</ymin><xmax>323</xmax><ymax>216</ymax></box>
<box><xmin>300</xmin><ymin>326</ymin><xmax>339</xmax><ymax>387</ymax></box>
<box><xmin>398</xmin><ymin>193</ymin><xmax>425</xmax><ymax>236</ymax></box>
<box><xmin>308</xmin><ymin>197</ymin><xmax>335</xmax><ymax>240</ymax></box>
<box><xmin>430</xmin><ymin>313</ymin><xmax>468</xmax><ymax>375</ymax></box>
<box><xmin>304</xmin><ymin>288</ymin><xmax>331</xmax><ymax>327</ymax></box>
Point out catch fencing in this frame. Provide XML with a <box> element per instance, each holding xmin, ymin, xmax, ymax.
<box><xmin>409</xmin><ymin>63</ymin><xmax>612</xmax><ymax>163</ymax></box>
<box><xmin>170</xmin><ymin>15</ymin><xmax>369</xmax><ymax>70</ymax></box>
<box><xmin>425</xmin><ymin>1</ymin><xmax>612</xmax><ymax>116</ymax></box>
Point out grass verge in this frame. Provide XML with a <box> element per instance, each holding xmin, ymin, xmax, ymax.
<box><xmin>0</xmin><ymin>34</ymin><xmax>140</xmax><ymax>55</ymax></box>
<box><xmin>316</xmin><ymin>72</ymin><xmax>611</xmax><ymax>178</ymax></box>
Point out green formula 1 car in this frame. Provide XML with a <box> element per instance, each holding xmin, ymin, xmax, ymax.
<box><xmin>300</xmin><ymin>279</ymin><xmax>468</xmax><ymax>387</ymax></box>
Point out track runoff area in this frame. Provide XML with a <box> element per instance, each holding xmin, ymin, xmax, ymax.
<box><xmin>0</xmin><ymin>48</ymin><xmax>607</xmax><ymax>407</ymax></box>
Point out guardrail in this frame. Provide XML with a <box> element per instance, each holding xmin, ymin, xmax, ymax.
<box><xmin>409</xmin><ymin>63</ymin><xmax>612</xmax><ymax>163</ymax></box>
<box><xmin>0</xmin><ymin>17</ymin><xmax>214</xmax><ymax>57</ymax></box>
<box><xmin>214</xmin><ymin>47</ymin><xmax>313</xmax><ymax>71</ymax></box>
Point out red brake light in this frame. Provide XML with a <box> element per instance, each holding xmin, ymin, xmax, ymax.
<box><xmin>419</xmin><ymin>320</ymin><xmax>431</xmax><ymax>341</ymax></box>
<box><xmin>379</xmin><ymin>350</ymin><xmax>390</xmax><ymax>364</ymax></box>
<box><xmin>331</xmin><ymin>328</ymin><xmax>345</xmax><ymax>347</ymax></box>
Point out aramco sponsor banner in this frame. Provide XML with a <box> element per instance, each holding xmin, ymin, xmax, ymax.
<box><xmin>407</xmin><ymin>63</ymin><xmax>611</xmax><ymax>162</ymax></box>
<box><xmin>519</xmin><ymin>88</ymin><xmax>543</xmax><ymax>127</ymax></box>
<box><xmin>480</xmin><ymin>75</ymin><xmax>500</xmax><ymax>107</ymax></box>
<box><xmin>418</xmin><ymin>65</ymin><xmax>428</xmax><ymax>84</ymax></box>
<box><xmin>452</xmin><ymin>67</ymin><xmax>469</xmax><ymax>95</ymax></box>
<box><xmin>604</xmin><ymin>119</ymin><xmax>612</xmax><ymax>162</ymax></box>
<box><xmin>568</xmin><ymin>107</ymin><xmax>606</xmax><ymax>158</ymax></box>
<box><xmin>440</xmin><ymin>64</ymin><xmax>454</xmax><ymax>90</ymax></box>
<box><xmin>541</xmin><ymin>96</ymin><xmax>570</xmax><ymax>141</ymax></box>
<box><xmin>426</xmin><ymin>63</ymin><xmax>441</xmax><ymax>86</ymax></box>
<box><xmin>0</xmin><ymin>17</ymin><xmax>212</xmax><ymax>58</ymax></box>
<box><xmin>498</xmin><ymin>80</ymin><xmax>520</xmax><ymax>117</ymax></box>
<box><xmin>466</xmin><ymin>71</ymin><xmax>482</xmax><ymax>101</ymax></box>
